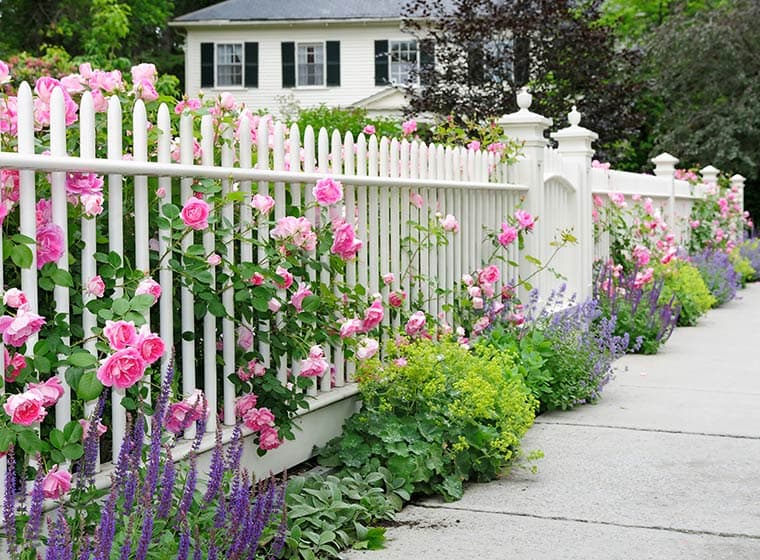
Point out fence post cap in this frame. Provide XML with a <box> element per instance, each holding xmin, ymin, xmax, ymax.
<box><xmin>700</xmin><ymin>164</ymin><xmax>720</xmax><ymax>174</ymax></box>
<box><xmin>730</xmin><ymin>173</ymin><xmax>746</xmax><ymax>185</ymax></box>
<box><xmin>499</xmin><ymin>88</ymin><xmax>553</xmax><ymax>127</ymax></box>
<box><xmin>551</xmin><ymin>106</ymin><xmax>598</xmax><ymax>142</ymax></box>
<box><xmin>651</xmin><ymin>152</ymin><xmax>679</xmax><ymax>166</ymax></box>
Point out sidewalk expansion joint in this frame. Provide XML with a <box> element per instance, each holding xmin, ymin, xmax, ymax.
<box><xmin>533</xmin><ymin>420</ymin><xmax>760</xmax><ymax>440</ymax></box>
<box><xmin>410</xmin><ymin>503</ymin><xmax>760</xmax><ymax>541</ymax></box>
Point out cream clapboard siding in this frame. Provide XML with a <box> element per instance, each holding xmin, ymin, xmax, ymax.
<box><xmin>183</xmin><ymin>21</ymin><xmax>415</xmax><ymax>115</ymax></box>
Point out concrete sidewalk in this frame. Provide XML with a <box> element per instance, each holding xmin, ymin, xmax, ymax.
<box><xmin>343</xmin><ymin>283</ymin><xmax>760</xmax><ymax>560</ymax></box>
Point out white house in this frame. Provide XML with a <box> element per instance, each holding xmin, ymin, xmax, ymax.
<box><xmin>170</xmin><ymin>0</ymin><xmax>434</xmax><ymax>117</ymax></box>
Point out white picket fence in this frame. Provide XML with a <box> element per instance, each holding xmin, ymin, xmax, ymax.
<box><xmin>0</xmin><ymin>83</ymin><xmax>745</xmax><ymax>474</ymax></box>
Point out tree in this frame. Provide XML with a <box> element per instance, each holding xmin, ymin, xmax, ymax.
<box><xmin>644</xmin><ymin>0</ymin><xmax>760</xmax><ymax>223</ymax></box>
<box><xmin>402</xmin><ymin>0</ymin><xmax>643</xmax><ymax>161</ymax></box>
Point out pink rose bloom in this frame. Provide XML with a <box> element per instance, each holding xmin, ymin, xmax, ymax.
<box><xmin>331</xmin><ymin>221</ymin><xmax>362</xmax><ymax>260</ymax></box>
<box><xmin>508</xmin><ymin>313</ymin><xmax>524</xmax><ymax>326</ymax></box>
<box><xmin>382</xmin><ymin>273</ymin><xmax>395</xmax><ymax>285</ymax></box>
<box><xmin>481</xmin><ymin>282</ymin><xmax>495</xmax><ymax>298</ymax></box>
<box><xmin>633</xmin><ymin>267</ymin><xmax>654</xmax><ymax>288</ymax></box>
<box><xmin>632</xmin><ymin>245</ymin><xmax>650</xmax><ymax>267</ymax></box>
<box><xmin>134</xmin><ymin>79</ymin><xmax>159</xmax><ymax>102</ymax></box>
<box><xmin>690</xmin><ymin>220</ymin><xmax>701</xmax><ymax>229</ymax></box>
<box><xmin>467</xmin><ymin>140</ymin><xmax>481</xmax><ymax>151</ymax></box>
<box><xmin>238</xmin><ymin>360</ymin><xmax>266</xmax><ymax>380</ymax></box>
<box><xmin>80</xmin><ymin>419</ymin><xmax>108</xmax><ymax>440</ymax></box>
<box><xmin>81</xmin><ymin>193</ymin><xmax>104</xmax><ymax>216</ymax></box>
<box><xmin>156</xmin><ymin>187</ymin><xmax>167</xmax><ymax>199</ymax></box>
<box><xmin>235</xmin><ymin>393</ymin><xmax>259</xmax><ymax>418</ymax></box>
<box><xmin>356</xmin><ymin>338</ymin><xmax>379</xmax><ymax>360</ymax></box>
<box><xmin>180</xmin><ymin>197</ymin><xmax>211</xmax><ymax>230</ymax></box>
<box><xmin>207</xmin><ymin>253</ymin><xmax>222</xmax><ymax>266</ymax></box>
<box><xmin>86</xmin><ymin>276</ymin><xmax>106</xmax><ymax>299</ymax></box>
<box><xmin>250</xmin><ymin>272</ymin><xmax>265</xmax><ymax>285</ymax></box>
<box><xmin>593</xmin><ymin>195</ymin><xmax>604</xmax><ymax>208</ymax></box>
<box><xmin>440</xmin><ymin>214</ymin><xmax>459</xmax><ymax>233</ymax></box>
<box><xmin>478</xmin><ymin>265</ymin><xmax>500</xmax><ymax>285</ymax></box>
<box><xmin>4</xmin><ymin>350</ymin><xmax>26</xmax><ymax>382</ymax></box>
<box><xmin>0</xmin><ymin>97</ymin><xmax>18</xmax><ymax>136</ymax></box>
<box><xmin>0</xmin><ymin>305</ymin><xmax>46</xmax><ymax>347</ymax></box>
<box><xmin>402</xmin><ymin>119</ymin><xmax>417</xmax><ymax>135</ymax></box>
<box><xmin>300</xmin><ymin>346</ymin><xmax>329</xmax><ymax>377</ymax></box>
<box><xmin>313</xmin><ymin>177</ymin><xmax>343</xmax><ymax>206</ymax></box>
<box><xmin>237</xmin><ymin>325</ymin><xmax>254</xmax><ymax>350</ymax></box>
<box><xmin>609</xmin><ymin>192</ymin><xmax>627</xmax><ymax>209</ymax></box>
<box><xmin>3</xmin><ymin>391</ymin><xmax>46</xmax><ymax>425</ymax></box>
<box><xmin>472</xmin><ymin>297</ymin><xmax>484</xmax><ymax>310</ymax></box>
<box><xmin>468</xmin><ymin>286</ymin><xmax>482</xmax><ymax>298</ymax></box>
<box><xmin>103</xmin><ymin>320</ymin><xmax>137</xmax><ymax>351</ymax></box>
<box><xmin>219</xmin><ymin>91</ymin><xmax>236</xmax><ymax>110</ymax></box>
<box><xmin>290</xmin><ymin>283</ymin><xmax>313</xmax><ymax>312</ymax></box>
<box><xmin>135</xmin><ymin>325</ymin><xmax>165</xmax><ymax>364</ymax></box>
<box><xmin>3</xmin><ymin>288</ymin><xmax>28</xmax><ymax>308</ymax></box>
<box><xmin>274</xmin><ymin>266</ymin><xmax>294</xmax><ymax>290</ymax></box>
<box><xmin>405</xmin><ymin>311</ymin><xmax>426</xmax><ymax>336</ymax></box>
<box><xmin>498</xmin><ymin>223</ymin><xmax>518</xmax><ymax>247</ymax></box>
<box><xmin>643</xmin><ymin>198</ymin><xmax>654</xmax><ymax>215</ymax></box>
<box><xmin>243</xmin><ymin>407</ymin><xmax>275</xmax><ymax>431</ymax></box>
<box><xmin>340</xmin><ymin>318</ymin><xmax>363</xmax><ymax>339</ymax></box>
<box><xmin>96</xmin><ymin>348</ymin><xmax>146</xmax><ymax>389</ymax></box>
<box><xmin>660</xmin><ymin>247</ymin><xmax>677</xmax><ymax>265</ymax></box>
<box><xmin>462</xmin><ymin>274</ymin><xmax>474</xmax><ymax>286</ymax></box>
<box><xmin>35</xmin><ymin>198</ymin><xmax>52</xmax><ymax>226</ymax></box>
<box><xmin>388</xmin><ymin>291</ymin><xmax>406</xmax><ymax>308</ymax></box>
<box><xmin>514</xmin><ymin>210</ymin><xmax>535</xmax><ymax>231</ymax></box>
<box><xmin>89</xmin><ymin>69</ymin><xmax>123</xmax><ymax>93</ymax></box>
<box><xmin>363</xmin><ymin>125</ymin><xmax>376</xmax><ymax>135</ymax></box>
<box><xmin>591</xmin><ymin>160</ymin><xmax>610</xmax><ymax>170</ymax></box>
<box><xmin>0</xmin><ymin>60</ymin><xmax>10</xmax><ymax>85</ymax></box>
<box><xmin>472</xmin><ymin>316</ymin><xmax>491</xmax><ymax>335</ymax></box>
<box><xmin>258</xmin><ymin>425</ymin><xmax>282</xmax><ymax>450</ymax></box>
<box><xmin>251</xmin><ymin>194</ymin><xmax>275</xmax><ymax>214</ymax></box>
<box><xmin>28</xmin><ymin>377</ymin><xmax>65</xmax><ymax>407</ymax></box>
<box><xmin>135</xmin><ymin>277</ymin><xmax>162</xmax><ymax>304</ymax></box>
<box><xmin>362</xmin><ymin>299</ymin><xmax>384</xmax><ymax>331</ymax></box>
<box><xmin>268</xmin><ymin>298</ymin><xmax>282</xmax><ymax>312</ymax></box>
<box><xmin>65</xmin><ymin>172</ymin><xmax>103</xmax><ymax>197</ymax></box>
<box><xmin>409</xmin><ymin>192</ymin><xmax>424</xmax><ymax>209</ymax></box>
<box><xmin>393</xmin><ymin>357</ymin><xmax>407</xmax><ymax>367</ymax></box>
<box><xmin>493</xmin><ymin>302</ymin><xmax>505</xmax><ymax>314</ymax></box>
<box><xmin>36</xmin><ymin>223</ymin><xmax>65</xmax><ymax>269</ymax></box>
<box><xmin>165</xmin><ymin>401</ymin><xmax>203</xmax><ymax>434</ymax></box>
<box><xmin>271</xmin><ymin>216</ymin><xmax>317</xmax><ymax>251</ymax></box>
<box><xmin>43</xmin><ymin>466</ymin><xmax>72</xmax><ymax>500</ymax></box>
<box><xmin>34</xmin><ymin>77</ymin><xmax>62</xmax><ymax>102</ymax></box>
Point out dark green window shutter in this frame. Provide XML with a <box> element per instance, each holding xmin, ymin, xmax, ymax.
<box><xmin>374</xmin><ymin>40</ymin><xmax>389</xmax><ymax>86</ymax></box>
<box><xmin>244</xmin><ymin>42</ymin><xmax>259</xmax><ymax>88</ymax></box>
<box><xmin>326</xmin><ymin>41</ymin><xmax>340</xmax><ymax>86</ymax></box>
<box><xmin>281</xmin><ymin>42</ymin><xmax>295</xmax><ymax>88</ymax></box>
<box><xmin>419</xmin><ymin>39</ymin><xmax>434</xmax><ymax>86</ymax></box>
<box><xmin>201</xmin><ymin>42</ymin><xmax>214</xmax><ymax>88</ymax></box>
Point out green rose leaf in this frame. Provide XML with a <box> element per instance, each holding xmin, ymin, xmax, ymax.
<box><xmin>76</xmin><ymin>371</ymin><xmax>104</xmax><ymax>401</ymax></box>
<box><xmin>51</xmin><ymin>268</ymin><xmax>74</xmax><ymax>287</ymax></box>
<box><xmin>61</xmin><ymin>443</ymin><xmax>84</xmax><ymax>461</ymax></box>
<box><xmin>10</xmin><ymin>244</ymin><xmax>33</xmax><ymax>269</ymax></box>
<box><xmin>68</xmin><ymin>351</ymin><xmax>97</xmax><ymax>368</ymax></box>
<box><xmin>111</xmin><ymin>298</ymin><xmax>130</xmax><ymax>316</ymax></box>
<box><xmin>49</xmin><ymin>429</ymin><xmax>65</xmax><ymax>450</ymax></box>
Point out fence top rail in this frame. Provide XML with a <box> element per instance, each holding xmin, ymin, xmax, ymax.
<box><xmin>0</xmin><ymin>151</ymin><xmax>528</xmax><ymax>193</ymax></box>
<box><xmin>590</xmin><ymin>188</ymin><xmax>700</xmax><ymax>201</ymax></box>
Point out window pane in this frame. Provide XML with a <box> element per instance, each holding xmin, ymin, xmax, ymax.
<box><xmin>216</xmin><ymin>43</ymin><xmax>243</xmax><ymax>86</ymax></box>
<box><xmin>297</xmin><ymin>43</ymin><xmax>325</xmax><ymax>86</ymax></box>
<box><xmin>389</xmin><ymin>40</ymin><xmax>418</xmax><ymax>84</ymax></box>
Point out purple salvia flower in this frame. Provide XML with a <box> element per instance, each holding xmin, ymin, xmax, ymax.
<box><xmin>3</xmin><ymin>446</ymin><xmax>16</xmax><ymax>558</ymax></box>
<box><xmin>78</xmin><ymin>538</ymin><xmax>92</xmax><ymax>560</ymax></box>
<box><xmin>133</xmin><ymin>509</ymin><xmax>154</xmax><ymax>560</ymax></box>
<box><xmin>24</xmin><ymin>461</ymin><xmax>46</xmax><ymax>541</ymax></box>
<box><xmin>202</xmin><ymin>425</ymin><xmax>225</xmax><ymax>505</ymax></box>
<box><xmin>80</xmin><ymin>391</ymin><xmax>109</xmax><ymax>489</ymax></box>
<box><xmin>156</xmin><ymin>445</ymin><xmax>176</xmax><ymax>519</ymax></box>
<box><xmin>178</xmin><ymin>450</ymin><xmax>198</xmax><ymax>520</ymax></box>
<box><xmin>225</xmin><ymin>424</ymin><xmax>243</xmax><ymax>472</ymax></box>
<box><xmin>176</xmin><ymin>524</ymin><xmax>190</xmax><ymax>560</ymax></box>
<box><xmin>271</xmin><ymin>477</ymin><xmax>288</xmax><ymax>558</ymax></box>
<box><xmin>94</xmin><ymin>485</ymin><xmax>118</xmax><ymax>560</ymax></box>
<box><xmin>208</xmin><ymin>544</ymin><xmax>217</xmax><ymax>560</ymax></box>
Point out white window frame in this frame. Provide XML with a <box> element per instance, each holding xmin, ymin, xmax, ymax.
<box><xmin>296</xmin><ymin>41</ymin><xmax>326</xmax><ymax>88</ymax></box>
<box><xmin>215</xmin><ymin>42</ymin><xmax>245</xmax><ymax>89</ymax></box>
<box><xmin>388</xmin><ymin>39</ymin><xmax>419</xmax><ymax>86</ymax></box>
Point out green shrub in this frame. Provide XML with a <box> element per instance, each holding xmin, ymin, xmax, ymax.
<box><xmin>658</xmin><ymin>260</ymin><xmax>715</xmax><ymax>326</ymax></box>
<box><xmin>319</xmin><ymin>339</ymin><xmax>537</xmax><ymax>501</ymax></box>
<box><xmin>730</xmin><ymin>247</ymin><xmax>756</xmax><ymax>286</ymax></box>
<box><xmin>292</xmin><ymin>105</ymin><xmax>401</xmax><ymax>138</ymax></box>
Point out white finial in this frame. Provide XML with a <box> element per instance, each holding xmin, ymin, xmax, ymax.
<box><xmin>516</xmin><ymin>87</ymin><xmax>532</xmax><ymax>110</ymax></box>
<box><xmin>568</xmin><ymin>105</ymin><xmax>581</xmax><ymax>127</ymax></box>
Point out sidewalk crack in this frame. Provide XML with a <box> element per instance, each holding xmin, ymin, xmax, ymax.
<box><xmin>532</xmin><ymin>420</ymin><xmax>760</xmax><ymax>440</ymax></box>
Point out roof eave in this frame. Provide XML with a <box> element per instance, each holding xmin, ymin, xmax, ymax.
<box><xmin>169</xmin><ymin>17</ymin><xmax>403</xmax><ymax>28</ymax></box>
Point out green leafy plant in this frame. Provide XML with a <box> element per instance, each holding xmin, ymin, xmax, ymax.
<box><xmin>729</xmin><ymin>247</ymin><xmax>756</xmax><ymax>286</ymax></box>
<box><xmin>657</xmin><ymin>260</ymin><xmax>715</xmax><ymax>326</ymax></box>
<box><xmin>319</xmin><ymin>339</ymin><xmax>537</xmax><ymax>502</ymax></box>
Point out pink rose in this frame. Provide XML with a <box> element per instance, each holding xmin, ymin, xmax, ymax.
<box><xmin>271</xmin><ymin>216</ymin><xmax>317</xmax><ymax>251</ymax></box>
<box><xmin>135</xmin><ymin>325</ymin><xmax>165</xmax><ymax>364</ymax></box>
<box><xmin>250</xmin><ymin>272</ymin><xmax>265</xmax><ymax>285</ymax></box>
<box><xmin>498</xmin><ymin>224</ymin><xmax>518</xmax><ymax>247</ymax></box>
<box><xmin>3</xmin><ymin>391</ymin><xmax>46</xmax><ymax>425</ymax></box>
<box><xmin>36</xmin><ymin>198</ymin><xmax>52</xmax><ymax>226</ymax></box>
<box><xmin>478</xmin><ymin>265</ymin><xmax>500</xmax><ymax>285</ymax></box>
<box><xmin>268</xmin><ymin>298</ymin><xmax>282</xmax><ymax>312</ymax></box>
<box><xmin>393</xmin><ymin>357</ymin><xmax>408</xmax><ymax>367</ymax></box>
<box><xmin>180</xmin><ymin>196</ymin><xmax>210</xmax><ymax>230</ymax></box>
<box><xmin>219</xmin><ymin>91</ymin><xmax>236</xmax><ymax>110</ymax></box>
<box><xmin>243</xmin><ymin>407</ymin><xmax>275</xmax><ymax>431</ymax></box>
<box><xmin>467</xmin><ymin>140</ymin><xmax>481</xmax><ymax>151</ymax></box>
<box><xmin>258</xmin><ymin>425</ymin><xmax>282</xmax><ymax>450</ymax></box>
<box><xmin>356</xmin><ymin>338</ymin><xmax>379</xmax><ymax>360</ymax></box>
<box><xmin>251</xmin><ymin>194</ymin><xmax>275</xmax><ymax>214</ymax></box>
<box><xmin>0</xmin><ymin>60</ymin><xmax>9</xmax><ymax>85</ymax></box>
<box><xmin>103</xmin><ymin>320</ymin><xmax>138</xmax><ymax>351</ymax></box>
<box><xmin>632</xmin><ymin>245</ymin><xmax>650</xmax><ymax>267</ymax></box>
<box><xmin>135</xmin><ymin>278</ymin><xmax>161</xmax><ymax>306</ymax></box>
<box><xmin>238</xmin><ymin>360</ymin><xmax>266</xmax><ymax>380</ymax></box>
<box><xmin>28</xmin><ymin>377</ymin><xmax>65</xmax><ymax>407</ymax></box>
<box><xmin>4</xmin><ymin>350</ymin><xmax>26</xmax><ymax>382</ymax></box>
<box><xmin>134</xmin><ymin>79</ymin><xmax>159</xmax><ymax>102</ymax></box>
<box><xmin>481</xmin><ymin>282</ymin><xmax>495</xmax><ymax>298</ymax></box>
<box><xmin>96</xmin><ymin>348</ymin><xmax>146</xmax><ymax>389</ymax></box>
<box><xmin>65</xmin><ymin>172</ymin><xmax>103</xmax><ymax>198</ymax></box>
<box><xmin>609</xmin><ymin>192</ymin><xmax>627</xmax><ymax>209</ymax></box>
<box><xmin>472</xmin><ymin>316</ymin><xmax>491</xmax><ymax>334</ymax></box>
<box><xmin>382</xmin><ymin>273</ymin><xmax>395</xmax><ymax>285</ymax></box>
<box><xmin>472</xmin><ymin>297</ymin><xmax>484</xmax><ymax>310</ymax></box>
<box><xmin>165</xmin><ymin>401</ymin><xmax>199</xmax><ymax>434</ymax></box>
<box><xmin>131</xmin><ymin>63</ymin><xmax>157</xmax><ymax>85</ymax></box>
<box><xmin>331</xmin><ymin>221</ymin><xmax>362</xmax><ymax>260</ymax></box>
<box><xmin>43</xmin><ymin>466</ymin><xmax>72</xmax><ymax>500</ymax></box>
<box><xmin>340</xmin><ymin>318</ymin><xmax>363</xmax><ymax>339</ymax></box>
<box><xmin>409</xmin><ymin>192</ymin><xmax>424</xmax><ymax>209</ymax></box>
<box><xmin>388</xmin><ymin>291</ymin><xmax>406</xmax><ymax>308</ymax></box>
<box><xmin>80</xmin><ymin>419</ymin><xmax>108</xmax><ymax>440</ymax></box>
<box><xmin>468</xmin><ymin>286</ymin><xmax>481</xmax><ymax>298</ymax></box>
<box><xmin>440</xmin><ymin>214</ymin><xmax>459</xmax><ymax>233</ymax></box>
<box><xmin>462</xmin><ymin>274</ymin><xmax>474</xmax><ymax>286</ymax></box>
<box><xmin>362</xmin><ymin>125</ymin><xmax>376</xmax><ymax>135</ymax></box>
<box><xmin>274</xmin><ymin>266</ymin><xmax>293</xmax><ymax>290</ymax></box>
<box><xmin>514</xmin><ymin>210</ymin><xmax>535</xmax><ymax>231</ymax></box>
<box><xmin>235</xmin><ymin>325</ymin><xmax>253</xmax><ymax>351</ymax></box>
<box><xmin>402</xmin><ymin>119</ymin><xmax>417</xmax><ymax>135</ymax></box>
<box><xmin>156</xmin><ymin>187</ymin><xmax>167</xmax><ymax>199</ymax></box>
<box><xmin>690</xmin><ymin>220</ymin><xmax>701</xmax><ymax>229</ymax></box>
<box><xmin>362</xmin><ymin>299</ymin><xmax>384</xmax><ymax>331</ymax></box>
<box><xmin>86</xmin><ymin>276</ymin><xmax>105</xmax><ymax>298</ymax></box>
<box><xmin>312</xmin><ymin>177</ymin><xmax>343</xmax><ymax>206</ymax></box>
<box><xmin>235</xmin><ymin>393</ymin><xmax>259</xmax><ymax>418</ymax></box>
<box><xmin>405</xmin><ymin>311</ymin><xmax>426</xmax><ymax>336</ymax></box>
<box><xmin>207</xmin><ymin>253</ymin><xmax>222</xmax><ymax>266</ymax></box>
<box><xmin>37</xmin><ymin>223</ymin><xmax>65</xmax><ymax>269</ymax></box>
<box><xmin>290</xmin><ymin>283</ymin><xmax>313</xmax><ymax>312</ymax></box>
<box><xmin>0</xmin><ymin>305</ymin><xmax>46</xmax><ymax>347</ymax></box>
<box><xmin>3</xmin><ymin>288</ymin><xmax>27</xmax><ymax>308</ymax></box>
<box><xmin>300</xmin><ymin>346</ymin><xmax>329</xmax><ymax>377</ymax></box>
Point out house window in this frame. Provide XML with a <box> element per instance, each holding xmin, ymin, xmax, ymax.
<box><xmin>216</xmin><ymin>43</ymin><xmax>243</xmax><ymax>87</ymax></box>
<box><xmin>389</xmin><ymin>40</ymin><xmax>418</xmax><ymax>85</ymax></box>
<box><xmin>297</xmin><ymin>43</ymin><xmax>325</xmax><ymax>87</ymax></box>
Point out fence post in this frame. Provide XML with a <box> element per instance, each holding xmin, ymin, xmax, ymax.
<box><xmin>731</xmin><ymin>174</ymin><xmax>746</xmax><ymax>240</ymax></box>
<box><xmin>498</xmin><ymin>88</ymin><xmax>552</xmax><ymax>295</ymax></box>
<box><xmin>551</xmin><ymin>106</ymin><xmax>598</xmax><ymax>299</ymax></box>
<box><xmin>652</xmin><ymin>152</ymin><xmax>679</xmax><ymax>232</ymax></box>
<box><xmin>700</xmin><ymin>164</ymin><xmax>720</xmax><ymax>186</ymax></box>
